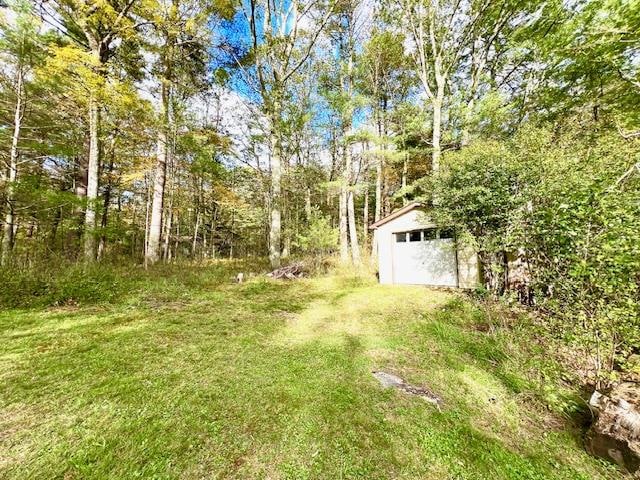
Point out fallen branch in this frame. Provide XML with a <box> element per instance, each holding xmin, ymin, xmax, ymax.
<box><xmin>267</xmin><ymin>262</ymin><xmax>305</xmax><ymax>280</ymax></box>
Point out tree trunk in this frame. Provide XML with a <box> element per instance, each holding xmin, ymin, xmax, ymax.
<box><xmin>162</xmin><ymin>159</ymin><xmax>174</xmax><ymax>261</ymax></box>
<box><xmin>375</xmin><ymin>154</ymin><xmax>382</xmax><ymax>222</ymax></box>
<box><xmin>210</xmin><ymin>206</ymin><xmax>217</xmax><ymax>259</ymax></box>
<box><xmin>146</xmin><ymin>81</ymin><xmax>170</xmax><ymax>265</ymax></box>
<box><xmin>343</xmin><ymin>126</ymin><xmax>359</xmax><ymax>264</ymax></box>
<box><xmin>339</xmin><ymin>186</ymin><xmax>349</xmax><ymax>262</ymax></box>
<box><xmin>432</xmin><ymin>93</ymin><xmax>443</xmax><ymax>174</ymax></box>
<box><xmin>143</xmin><ymin>174</ymin><xmax>151</xmax><ymax>264</ymax></box>
<box><xmin>370</xmin><ymin>151</ymin><xmax>383</xmax><ymax>261</ymax></box>
<box><xmin>192</xmin><ymin>209</ymin><xmax>200</xmax><ymax>258</ymax></box>
<box><xmin>347</xmin><ymin>190</ymin><xmax>360</xmax><ymax>264</ymax></box>
<box><xmin>163</xmin><ymin>202</ymin><xmax>173</xmax><ymax>262</ymax></box>
<box><xmin>1</xmin><ymin>66</ymin><xmax>23</xmax><ymax>266</ymax></box>
<box><xmin>362</xmin><ymin>184</ymin><xmax>369</xmax><ymax>250</ymax></box>
<box><xmin>83</xmin><ymin>88</ymin><xmax>100</xmax><ymax>261</ymax></box>
<box><xmin>97</xmin><ymin>151</ymin><xmax>115</xmax><ymax>260</ymax></box>
<box><xmin>173</xmin><ymin>217</ymin><xmax>179</xmax><ymax>260</ymax></box>
<box><xmin>402</xmin><ymin>153</ymin><xmax>408</xmax><ymax>205</ymax></box>
<box><xmin>269</xmin><ymin>115</ymin><xmax>282</xmax><ymax>268</ymax></box>
<box><xmin>67</xmin><ymin>148</ymin><xmax>88</xmax><ymax>254</ymax></box>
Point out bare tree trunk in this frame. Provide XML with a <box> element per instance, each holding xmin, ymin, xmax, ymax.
<box><xmin>432</xmin><ymin>90</ymin><xmax>443</xmax><ymax>174</ymax></box>
<box><xmin>402</xmin><ymin>153</ymin><xmax>408</xmax><ymax>205</ymax></box>
<box><xmin>210</xmin><ymin>206</ymin><xmax>217</xmax><ymax>259</ymax></box>
<box><xmin>281</xmin><ymin>192</ymin><xmax>290</xmax><ymax>259</ymax></box>
<box><xmin>83</xmin><ymin>88</ymin><xmax>100</xmax><ymax>261</ymax></box>
<box><xmin>362</xmin><ymin>184</ymin><xmax>369</xmax><ymax>250</ymax></box>
<box><xmin>162</xmin><ymin>158</ymin><xmax>174</xmax><ymax>261</ymax></box>
<box><xmin>1</xmin><ymin>67</ymin><xmax>23</xmax><ymax>266</ymax></box>
<box><xmin>192</xmin><ymin>209</ymin><xmax>200</xmax><ymax>258</ymax></box>
<box><xmin>344</xmin><ymin>133</ymin><xmax>360</xmax><ymax>264</ymax></box>
<box><xmin>131</xmin><ymin>202</ymin><xmax>138</xmax><ymax>258</ymax></box>
<box><xmin>146</xmin><ymin>81</ymin><xmax>169</xmax><ymax>265</ymax></box>
<box><xmin>339</xmin><ymin>186</ymin><xmax>349</xmax><ymax>262</ymax></box>
<box><xmin>173</xmin><ymin>218</ymin><xmax>179</xmax><ymax>260</ymax></box>
<box><xmin>163</xmin><ymin>202</ymin><xmax>173</xmax><ymax>261</ymax></box>
<box><xmin>370</xmin><ymin>151</ymin><xmax>383</xmax><ymax>262</ymax></box>
<box><xmin>375</xmin><ymin>155</ymin><xmax>382</xmax><ymax>223</ymax></box>
<box><xmin>269</xmin><ymin>114</ymin><xmax>282</xmax><ymax>268</ymax></box>
<box><xmin>144</xmin><ymin>174</ymin><xmax>151</xmax><ymax>265</ymax></box>
<box><xmin>97</xmin><ymin>148</ymin><xmax>115</xmax><ymax>260</ymax></box>
<box><xmin>347</xmin><ymin>190</ymin><xmax>360</xmax><ymax>264</ymax></box>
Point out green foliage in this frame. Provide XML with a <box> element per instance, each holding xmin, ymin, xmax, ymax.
<box><xmin>294</xmin><ymin>209</ymin><xmax>338</xmax><ymax>256</ymax></box>
<box><xmin>0</xmin><ymin>263</ymin><xmax>136</xmax><ymax>308</ymax></box>
<box><xmin>532</xmin><ymin>0</ymin><xmax>640</xmax><ymax>129</ymax></box>
<box><xmin>428</xmin><ymin>125</ymin><xmax>640</xmax><ymax>384</ymax></box>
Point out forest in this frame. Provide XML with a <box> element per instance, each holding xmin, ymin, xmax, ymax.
<box><xmin>0</xmin><ymin>0</ymin><xmax>639</xmax><ymax>477</ymax></box>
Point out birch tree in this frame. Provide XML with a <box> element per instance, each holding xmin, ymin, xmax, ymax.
<box><xmin>358</xmin><ymin>29</ymin><xmax>411</xmax><ymax>256</ymax></box>
<box><xmin>142</xmin><ymin>0</ymin><xmax>232</xmax><ymax>264</ymax></box>
<box><xmin>322</xmin><ymin>0</ymin><xmax>367</xmax><ymax>264</ymax></box>
<box><xmin>396</xmin><ymin>0</ymin><xmax>499</xmax><ymax>172</ymax></box>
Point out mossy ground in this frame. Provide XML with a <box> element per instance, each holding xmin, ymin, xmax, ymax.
<box><xmin>0</xmin><ymin>261</ymin><xmax>622</xmax><ymax>479</ymax></box>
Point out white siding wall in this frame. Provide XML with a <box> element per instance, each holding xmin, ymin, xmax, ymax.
<box><xmin>376</xmin><ymin>210</ymin><xmax>436</xmax><ymax>284</ymax></box>
<box><xmin>374</xmin><ymin>208</ymin><xmax>479</xmax><ymax>288</ymax></box>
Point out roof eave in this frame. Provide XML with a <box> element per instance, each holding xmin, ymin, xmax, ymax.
<box><xmin>368</xmin><ymin>202</ymin><xmax>423</xmax><ymax>229</ymax></box>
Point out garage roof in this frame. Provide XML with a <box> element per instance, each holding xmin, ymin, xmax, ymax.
<box><xmin>369</xmin><ymin>202</ymin><xmax>423</xmax><ymax>229</ymax></box>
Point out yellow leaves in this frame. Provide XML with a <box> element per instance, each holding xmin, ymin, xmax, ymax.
<box><xmin>184</xmin><ymin>18</ymin><xmax>197</xmax><ymax>35</ymax></box>
<box><xmin>121</xmin><ymin>158</ymin><xmax>156</xmax><ymax>184</ymax></box>
<box><xmin>39</xmin><ymin>44</ymin><xmax>101</xmax><ymax>101</ymax></box>
<box><xmin>214</xmin><ymin>183</ymin><xmax>240</xmax><ymax>205</ymax></box>
<box><xmin>41</xmin><ymin>44</ymin><xmax>150</xmax><ymax>116</ymax></box>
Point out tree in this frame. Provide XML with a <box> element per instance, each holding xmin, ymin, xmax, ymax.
<box><xmin>141</xmin><ymin>0</ymin><xmax>233</xmax><ymax>264</ymax></box>
<box><xmin>532</xmin><ymin>0</ymin><xmax>640</xmax><ymax>131</ymax></box>
<box><xmin>237</xmin><ymin>0</ymin><xmax>335</xmax><ymax>268</ymax></box>
<box><xmin>358</xmin><ymin>27</ymin><xmax>412</xmax><ymax>256</ymax></box>
<box><xmin>393</xmin><ymin>0</ymin><xmax>528</xmax><ymax>171</ymax></box>
<box><xmin>41</xmin><ymin>0</ymin><xmax>142</xmax><ymax>261</ymax></box>
<box><xmin>0</xmin><ymin>1</ymin><xmax>47</xmax><ymax>264</ymax></box>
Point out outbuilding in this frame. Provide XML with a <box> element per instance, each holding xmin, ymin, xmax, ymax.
<box><xmin>369</xmin><ymin>202</ymin><xmax>479</xmax><ymax>288</ymax></box>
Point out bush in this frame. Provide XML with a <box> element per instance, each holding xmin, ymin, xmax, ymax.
<box><xmin>0</xmin><ymin>263</ymin><xmax>138</xmax><ymax>308</ymax></box>
<box><xmin>294</xmin><ymin>209</ymin><xmax>338</xmax><ymax>258</ymax></box>
<box><xmin>428</xmin><ymin>125</ymin><xmax>640</xmax><ymax>386</ymax></box>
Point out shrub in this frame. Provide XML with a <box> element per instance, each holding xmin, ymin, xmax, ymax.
<box><xmin>294</xmin><ymin>209</ymin><xmax>338</xmax><ymax>258</ymax></box>
<box><xmin>428</xmin><ymin>125</ymin><xmax>640</xmax><ymax>386</ymax></box>
<box><xmin>0</xmin><ymin>262</ymin><xmax>138</xmax><ymax>308</ymax></box>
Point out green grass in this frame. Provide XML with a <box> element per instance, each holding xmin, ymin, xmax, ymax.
<box><xmin>0</xmin><ymin>262</ymin><xmax>621</xmax><ymax>479</ymax></box>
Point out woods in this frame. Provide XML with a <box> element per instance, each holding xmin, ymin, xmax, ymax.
<box><xmin>0</xmin><ymin>0</ymin><xmax>639</xmax><ymax>425</ymax></box>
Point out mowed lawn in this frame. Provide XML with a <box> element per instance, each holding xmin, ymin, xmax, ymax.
<box><xmin>0</xmin><ymin>263</ymin><xmax>620</xmax><ymax>479</ymax></box>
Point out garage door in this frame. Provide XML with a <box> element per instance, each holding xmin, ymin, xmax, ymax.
<box><xmin>392</xmin><ymin>228</ymin><xmax>458</xmax><ymax>287</ymax></box>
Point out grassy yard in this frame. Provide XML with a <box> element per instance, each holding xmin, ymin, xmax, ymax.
<box><xmin>0</xmin><ymin>262</ymin><xmax>621</xmax><ymax>479</ymax></box>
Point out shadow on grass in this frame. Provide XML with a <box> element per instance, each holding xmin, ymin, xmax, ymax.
<box><xmin>413</xmin><ymin>297</ymin><xmax>602</xmax><ymax>462</ymax></box>
<box><xmin>0</xmin><ymin>273</ymin><xmax>620</xmax><ymax>479</ymax></box>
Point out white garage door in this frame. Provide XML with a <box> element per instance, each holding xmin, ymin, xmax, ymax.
<box><xmin>392</xmin><ymin>228</ymin><xmax>458</xmax><ymax>287</ymax></box>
